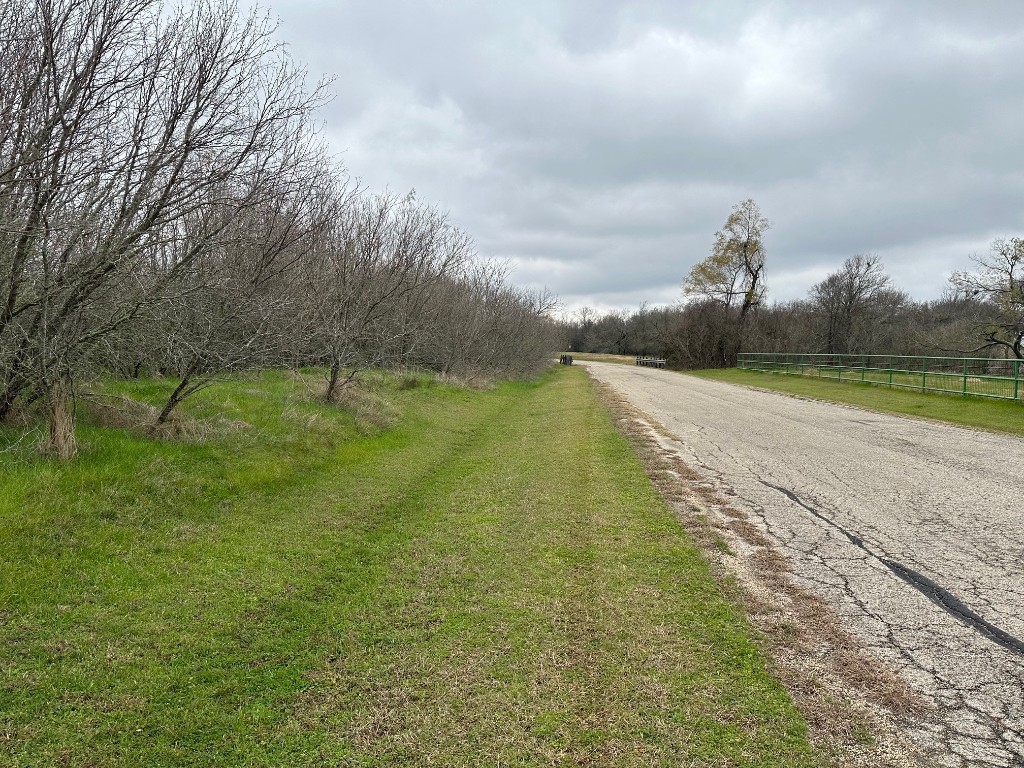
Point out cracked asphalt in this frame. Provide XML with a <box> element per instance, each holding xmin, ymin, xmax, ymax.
<box><xmin>582</xmin><ymin>362</ymin><xmax>1024</xmax><ymax>768</ymax></box>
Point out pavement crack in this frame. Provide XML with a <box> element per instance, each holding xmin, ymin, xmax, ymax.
<box><xmin>761</xmin><ymin>481</ymin><xmax>1024</xmax><ymax>659</ymax></box>
<box><xmin>879</xmin><ymin>558</ymin><xmax>1024</xmax><ymax>658</ymax></box>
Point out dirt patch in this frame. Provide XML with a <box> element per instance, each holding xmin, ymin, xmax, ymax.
<box><xmin>589</xmin><ymin>378</ymin><xmax>933</xmax><ymax>768</ymax></box>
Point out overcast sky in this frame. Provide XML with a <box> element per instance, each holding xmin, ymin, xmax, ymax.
<box><xmin>256</xmin><ymin>0</ymin><xmax>1024</xmax><ymax>314</ymax></box>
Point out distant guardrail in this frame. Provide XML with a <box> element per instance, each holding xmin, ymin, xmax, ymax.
<box><xmin>737</xmin><ymin>353</ymin><xmax>1022</xmax><ymax>401</ymax></box>
<box><xmin>636</xmin><ymin>356</ymin><xmax>667</xmax><ymax>368</ymax></box>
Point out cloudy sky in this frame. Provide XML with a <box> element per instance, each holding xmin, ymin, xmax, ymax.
<box><xmin>256</xmin><ymin>0</ymin><xmax>1024</xmax><ymax>314</ymax></box>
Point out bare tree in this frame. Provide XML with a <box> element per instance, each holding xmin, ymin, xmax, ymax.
<box><xmin>810</xmin><ymin>254</ymin><xmax>904</xmax><ymax>354</ymax></box>
<box><xmin>416</xmin><ymin>260</ymin><xmax>556</xmax><ymax>379</ymax></box>
<box><xmin>950</xmin><ymin>237</ymin><xmax>1024</xmax><ymax>359</ymax></box>
<box><xmin>0</xmin><ymin>0</ymin><xmax>569</xmax><ymax>457</ymax></box>
<box><xmin>147</xmin><ymin>164</ymin><xmax>337</xmax><ymax>424</ymax></box>
<box><xmin>0</xmin><ymin>0</ymin><xmax>328</xmax><ymax>455</ymax></box>
<box><xmin>405</xmin><ymin>259</ymin><xmax>559</xmax><ymax>381</ymax></box>
<box><xmin>298</xmin><ymin>192</ymin><xmax>473</xmax><ymax>401</ymax></box>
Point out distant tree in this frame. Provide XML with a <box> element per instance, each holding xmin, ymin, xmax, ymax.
<box><xmin>920</xmin><ymin>290</ymin><xmax>991</xmax><ymax>357</ymax></box>
<box><xmin>810</xmin><ymin>255</ymin><xmax>905</xmax><ymax>354</ymax></box>
<box><xmin>568</xmin><ymin>306</ymin><xmax>596</xmax><ymax>352</ymax></box>
<box><xmin>415</xmin><ymin>262</ymin><xmax>559</xmax><ymax>381</ymax></box>
<box><xmin>684</xmin><ymin>199</ymin><xmax>769</xmax><ymax>316</ymax></box>
<box><xmin>745</xmin><ymin>299</ymin><xmax>817</xmax><ymax>354</ymax></box>
<box><xmin>950</xmin><ymin>237</ymin><xmax>1024</xmax><ymax>359</ymax></box>
<box><xmin>626</xmin><ymin>303</ymin><xmax>669</xmax><ymax>356</ymax></box>
<box><xmin>682</xmin><ymin>199</ymin><xmax>769</xmax><ymax>365</ymax></box>
<box><xmin>589</xmin><ymin>312</ymin><xmax>630</xmax><ymax>354</ymax></box>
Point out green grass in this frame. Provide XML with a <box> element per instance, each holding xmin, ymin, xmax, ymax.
<box><xmin>745</xmin><ymin>362</ymin><xmax>1020</xmax><ymax>399</ymax></box>
<box><xmin>691</xmin><ymin>368</ymin><xmax>1024</xmax><ymax>437</ymax></box>
<box><xmin>1</xmin><ymin>368</ymin><xmax>818</xmax><ymax>766</ymax></box>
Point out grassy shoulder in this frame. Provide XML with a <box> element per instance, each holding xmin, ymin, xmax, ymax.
<box><xmin>690</xmin><ymin>368</ymin><xmax>1024</xmax><ymax>437</ymax></box>
<box><xmin>1</xmin><ymin>368</ymin><xmax>818</xmax><ymax>766</ymax></box>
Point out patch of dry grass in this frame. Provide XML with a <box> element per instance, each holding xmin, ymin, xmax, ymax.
<box><xmin>327</xmin><ymin>383</ymin><xmax>399</xmax><ymax>432</ymax></box>
<box><xmin>80</xmin><ymin>391</ymin><xmax>253</xmax><ymax>443</ymax></box>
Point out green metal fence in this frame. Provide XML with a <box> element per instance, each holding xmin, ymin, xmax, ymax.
<box><xmin>737</xmin><ymin>353</ymin><xmax>1023</xmax><ymax>401</ymax></box>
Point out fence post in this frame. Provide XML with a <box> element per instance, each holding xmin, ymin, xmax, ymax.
<box><xmin>921</xmin><ymin>357</ymin><xmax>927</xmax><ymax>392</ymax></box>
<box><xmin>1015</xmin><ymin>359</ymin><xmax>1020</xmax><ymax>400</ymax></box>
<box><xmin>888</xmin><ymin>357</ymin><xmax>893</xmax><ymax>388</ymax></box>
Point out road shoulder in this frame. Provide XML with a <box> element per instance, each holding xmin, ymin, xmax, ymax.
<box><xmin>584</xmin><ymin>370</ymin><xmax>932</xmax><ymax>768</ymax></box>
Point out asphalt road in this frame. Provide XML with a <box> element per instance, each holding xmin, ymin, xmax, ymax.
<box><xmin>582</xmin><ymin>362</ymin><xmax>1024</xmax><ymax>768</ymax></box>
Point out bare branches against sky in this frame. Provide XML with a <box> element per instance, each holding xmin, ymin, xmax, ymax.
<box><xmin>249</xmin><ymin>1</ymin><xmax>1024</xmax><ymax>312</ymax></box>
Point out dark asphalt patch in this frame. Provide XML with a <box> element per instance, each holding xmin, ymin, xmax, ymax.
<box><xmin>762</xmin><ymin>481</ymin><xmax>1024</xmax><ymax>658</ymax></box>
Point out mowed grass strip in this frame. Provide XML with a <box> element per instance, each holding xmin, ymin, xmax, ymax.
<box><xmin>692</xmin><ymin>367</ymin><xmax>1024</xmax><ymax>437</ymax></box>
<box><xmin>1</xmin><ymin>368</ymin><xmax>818</xmax><ymax>766</ymax></box>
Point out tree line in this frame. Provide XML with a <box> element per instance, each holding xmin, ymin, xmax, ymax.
<box><xmin>0</xmin><ymin>0</ymin><xmax>561</xmax><ymax>459</ymax></box>
<box><xmin>567</xmin><ymin>200</ymin><xmax>1024</xmax><ymax>370</ymax></box>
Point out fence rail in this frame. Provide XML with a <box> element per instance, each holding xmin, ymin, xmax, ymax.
<box><xmin>636</xmin><ymin>356</ymin><xmax>667</xmax><ymax>368</ymax></box>
<box><xmin>737</xmin><ymin>353</ymin><xmax>1023</xmax><ymax>401</ymax></box>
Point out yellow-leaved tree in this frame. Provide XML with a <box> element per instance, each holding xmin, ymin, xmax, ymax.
<box><xmin>682</xmin><ymin>199</ymin><xmax>770</xmax><ymax>365</ymax></box>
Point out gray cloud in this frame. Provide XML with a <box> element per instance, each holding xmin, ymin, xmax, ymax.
<box><xmin>259</xmin><ymin>0</ymin><xmax>1024</xmax><ymax>312</ymax></box>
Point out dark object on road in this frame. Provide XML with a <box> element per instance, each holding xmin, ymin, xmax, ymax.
<box><xmin>559</xmin><ymin>354</ymin><xmax>574</xmax><ymax>365</ymax></box>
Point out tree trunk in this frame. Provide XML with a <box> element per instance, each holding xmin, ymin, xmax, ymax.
<box><xmin>0</xmin><ymin>380</ymin><xmax>24</xmax><ymax>422</ymax></box>
<box><xmin>0</xmin><ymin>359</ymin><xmax>30</xmax><ymax>422</ymax></box>
<box><xmin>156</xmin><ymin>359</ymin><xmax>201</xmax><ymax>425</ymax></box>
<box><xmin>156</xmin><ymin>376</ymin><xmax>191</xmax><ymax>425</ymax></box>
<box><xmin>44</xmin><ymin>375</ymin><xmax>76</xmax><ymax>460</ymax></box>
<box><xmin>325</xmin><ymin>358</ymin><xmax>341</xmax><ymax>402</ymax></box>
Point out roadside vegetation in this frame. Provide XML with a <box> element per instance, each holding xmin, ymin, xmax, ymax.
<box><xmin>0</xmin><ymin>0</ymin><xmax>560</xmax><ymax>461</ymax></box>
<box><xmin>0</xmin><ymin>367</ymin><xmax>820</xmax><ymax>766</ymax></box>
<box><xmin>565</xmin><ymin>202</ymin><xmax>1022</xmax><ymax>375</ymax></box>
<box><xmin>691</xmin><ymin>368</ymin><xmax>1024</xmax><ymax>437</ymax></box>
